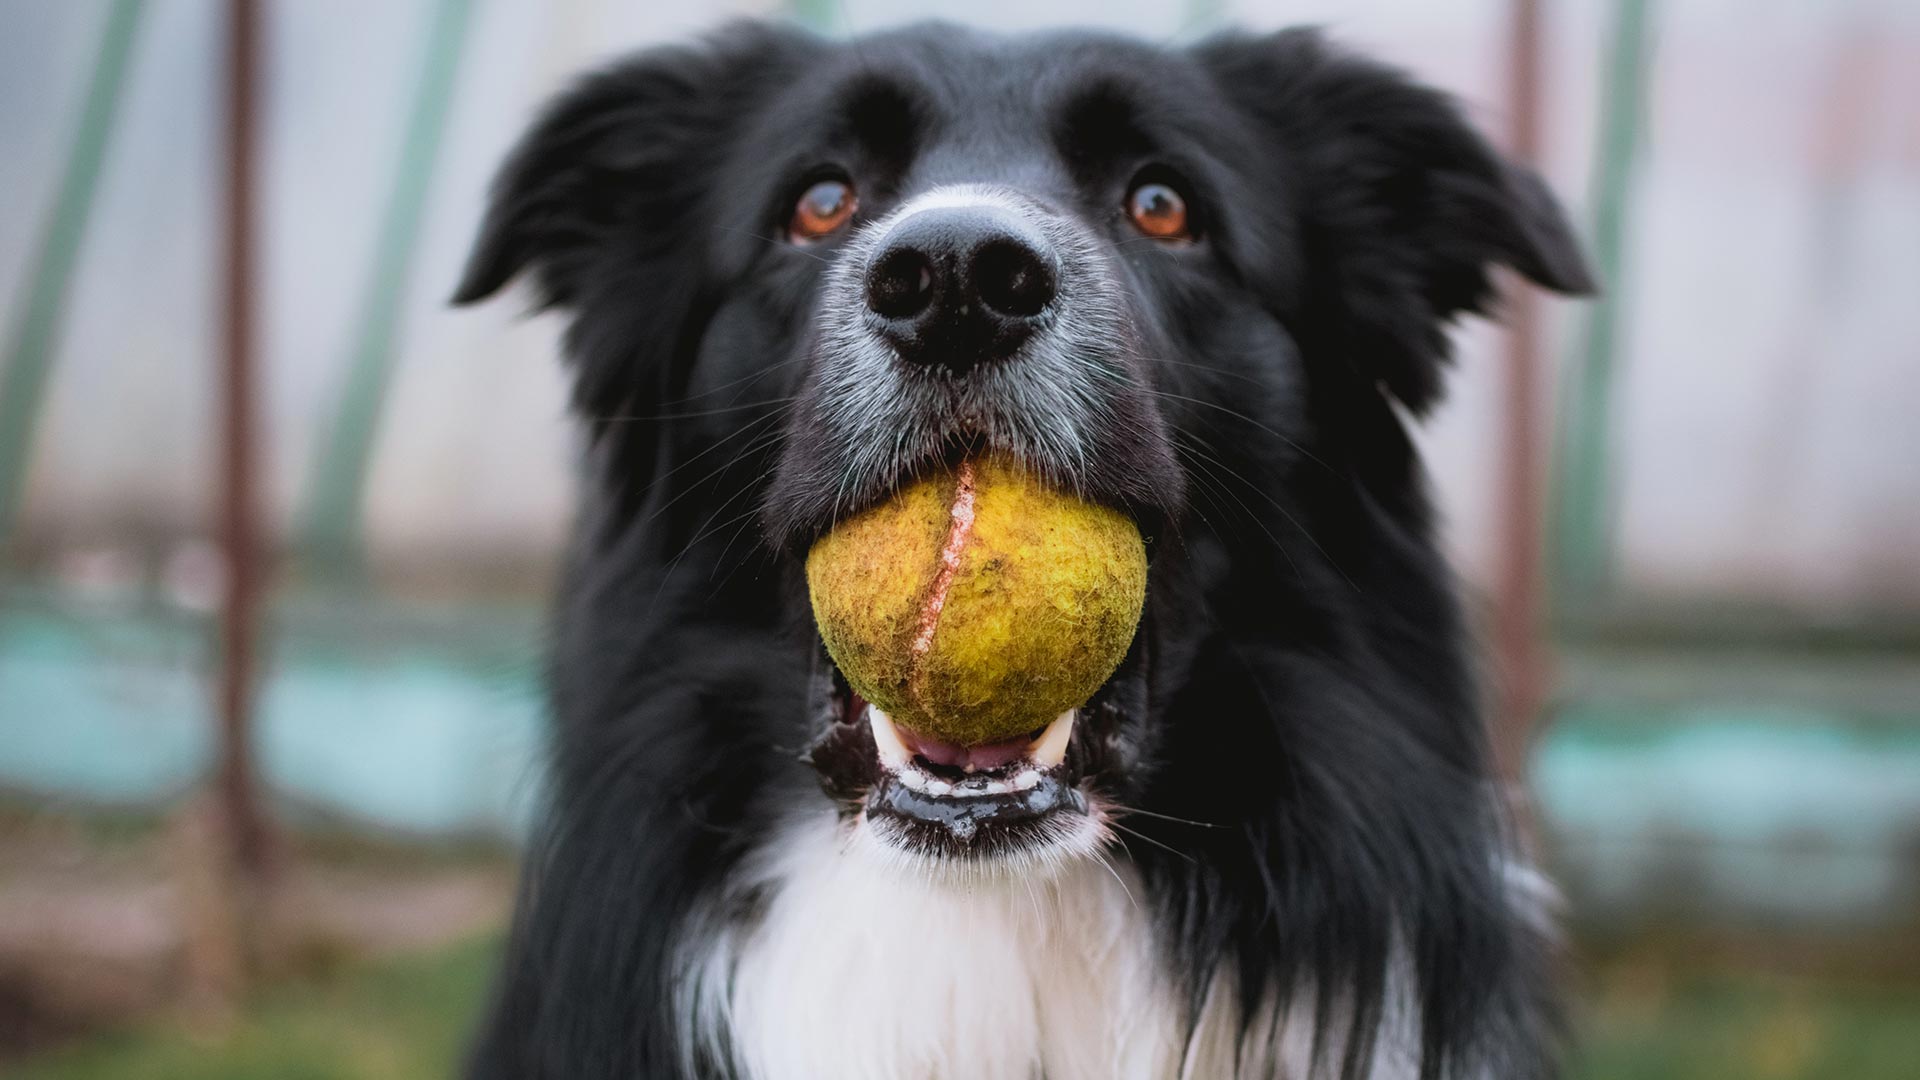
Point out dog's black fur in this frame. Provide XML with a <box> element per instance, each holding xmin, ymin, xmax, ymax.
<box><xmin>454</xmin><ymin>20</ymin><xmax>1590</xmax><ymax>1080</ymax></box>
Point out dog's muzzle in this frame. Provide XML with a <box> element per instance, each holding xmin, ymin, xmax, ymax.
<box><xmin>770</xmin><ymin>185</ymin><xmax>1183</xmax><ymax>864</ymax></box>
<box><xmin>764</xmin><ymin>184</ymin><xmax>1182</xmax><ymax>547</ymax></box>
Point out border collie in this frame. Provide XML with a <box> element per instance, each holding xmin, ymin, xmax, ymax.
<box><xmin>452</xmin><ymin>20</ymin><xmax>1591</xmax><ymax>1080</ymax></box>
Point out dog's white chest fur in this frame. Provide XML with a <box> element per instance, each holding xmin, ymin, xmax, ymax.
<box><xmin>680</xmin><ymin>815</ymin><xmax>1348</xmax><ymax>1080</ymax></box>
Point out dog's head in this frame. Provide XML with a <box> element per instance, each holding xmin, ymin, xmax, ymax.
<box><xmin>455</xmin><ymin>22</ymin><xmax>1589</xmax><ymax>872</ymax></box>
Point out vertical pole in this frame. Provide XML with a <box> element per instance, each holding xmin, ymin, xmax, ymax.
<box><xmin>299</xmin><ymin>0</ymin><xmax>475</xmax><ymax>572</ymax></box>
<box><xmin>1492</xmin><ymin>0</ymin><xmax>1548</xmax><ymax>787</ymax></box>
<box><xmin>1187</xmin><ymin>0</ymin><xmax>1229</xmax><ymax>37</ymax></box>
<box><xmin>220</xmin><ymin>0</ymin><xmax>273</xmax><ymax>881</ymax></box>
<box><xmin>1552</xmin><ymin>0</ymin><xmax>1652</xmax><ymax>605</ymax></box>
<box><xmin>0</xmin><ymin>0</ymin><xmax>145</xmax><ymax>554</ymax></box>
<box><xmin>786</xmin><ymin>0</ymin><xmax>837</xmax><ymax>32</ymax></box>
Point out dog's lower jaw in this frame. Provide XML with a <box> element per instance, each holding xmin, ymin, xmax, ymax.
<box><xmin>674</xmin><ymin>812</ymin><xmax>1432</xmax><ymax>1080</ymax></box>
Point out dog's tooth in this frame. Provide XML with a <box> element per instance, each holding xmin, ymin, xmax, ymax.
<box><xmin>898</xmin><ymin>768</ymin><xmax>928</xmax><ymax>792</ymax></box>
<box><xmin>868</xmin><ymin>705</ymin><xmax>911</xmax><ymax>771</ymax></box>
<box><xmin>985</xmin><ymin>780</ymin><xmax>1012</xmax><ymax>796</ymax></box>
<box><xmin>1027</xmin><ymin>709</ymin><xmax>1076</xmax><ymax>769</ymax></box>
<box><xmin>1013</xmin><ymin>770</ymin><xmax>1040</xmax><ymax>791</ymax></box>
<box><xmin>925</xmin><ymin>778</ymin><xmax>953</xmax><ymax>797</ymax></box>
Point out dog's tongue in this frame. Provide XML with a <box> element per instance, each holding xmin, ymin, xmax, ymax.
<box><xmin>898</xmin><ymin>725</ymin><xmax>1032</xmax><ymax>772</ymax></box>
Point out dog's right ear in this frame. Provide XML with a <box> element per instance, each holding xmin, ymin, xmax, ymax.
<box><xmin>452</xmin><ymin>22</ymin><xmax>816</xmax><ymax>309</ymax></box>
<box><xmin>1195</xmin><ymin>28</ymin><xmax>1592</xmax><ymax>415</ymax></box>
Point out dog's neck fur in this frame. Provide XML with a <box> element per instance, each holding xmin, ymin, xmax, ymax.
<box><xmin>679</xmin><ymin>812</ymin><xmax>1424</xmax><ymax>1080</ymax></box>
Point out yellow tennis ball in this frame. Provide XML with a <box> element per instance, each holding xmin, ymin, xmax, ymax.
<box><xmin>806</xmin><ymin>454</ymin><xmax>1147</xmax><ymax>748</ymax></box>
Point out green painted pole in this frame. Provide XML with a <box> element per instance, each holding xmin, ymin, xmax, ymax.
<box><xmin>300</xmin><ymin>0</ymin><xmax>476</xmax><ymax>572</ymax></box>
<box><xmin>0</xmin><ymin>0</ymin><xmax>146</xmax><ymax>555</ymax></box>
<box><xmin>787</xmin><ymin>0</ymin><xmax>836</xmax><ymax>33</ymax></box>
<box><xmin>1551</xmin><ymin>0</ymin><xmax>1653</xmax><ymax>608</ymax></box>
<box><xmin>1180</xmin><ymin>0</ymin><xmax>1229</xmax><ymax>38</ymax></box>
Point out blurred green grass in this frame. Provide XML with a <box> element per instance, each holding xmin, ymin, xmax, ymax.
<box><xmin>11</xmin><ymin>937</ymin><xmax>1920</xmax><ymax>1080</ymax></box>
<box><xmin>10</xmin><ymin>938</ymin><xmax>496</xmax><ymax>1080</ymax></box>
<box><xmin>1573</xmin><ymin>970</ymin><xmax>1920</xmax><ymax>1080</ymax></box>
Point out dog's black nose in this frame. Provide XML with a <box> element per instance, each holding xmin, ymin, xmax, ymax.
<box><xmin>864</xmin><ymin>207</ymin><xmax>1057</xmax><ymax>371</ymax></box>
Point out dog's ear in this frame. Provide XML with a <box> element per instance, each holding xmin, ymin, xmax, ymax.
<box><xmin>1196</xmin><ymin>29</ymin><xmax>1593</xmax><ymax>414</ymax></box>
<box><xmin>452</xmin><ymin>22</ymin><xmax>815</xmax><ymax>309</ymax></box>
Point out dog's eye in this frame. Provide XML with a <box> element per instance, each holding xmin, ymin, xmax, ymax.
<box><xmin>1125</xmin><ymin>181</ymin><xmax>1191</xmax><ymax>240</ymax></box>
<box><xmin>790</xmin><ymin>178</ymin><xmax>858</xmax><ymax>243</ymax></box>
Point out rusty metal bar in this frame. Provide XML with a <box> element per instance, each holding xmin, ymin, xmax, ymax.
<box><xmin>1492</xmin><ymin>0</ymin><xmax>1549</xmax><ymax>788</ymax></box>
<box><xmin>218</xmin><ymin>0</ymin><xmax>274</xmax><ymax>879</ymax></box>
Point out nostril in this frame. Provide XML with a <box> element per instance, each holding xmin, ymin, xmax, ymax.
<box><xmin>867</xmin><ymin>248</ymin><xmax>936</xmax><ymax>320</ymax></box>
<box><xmin>971</xmin><ymin>240</ymin><xmax>1054</xmax><ymax>319</ymax></box>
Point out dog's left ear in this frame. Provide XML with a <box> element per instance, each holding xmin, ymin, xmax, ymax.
<box><xmin>452</xmin><ymin>22</ymin><xmax>817</xmax><ymax>310</ymax></box>
<box><xmin>1197</xmin><ymin>29</ymin><xmax>1594</xmax><ymax>414</ymax></box>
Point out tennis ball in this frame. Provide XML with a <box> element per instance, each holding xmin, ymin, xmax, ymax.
<box><xmin>806</xmin><ymin>454</ymin><xmax>1146</xmax><ymax>748</ymax></box>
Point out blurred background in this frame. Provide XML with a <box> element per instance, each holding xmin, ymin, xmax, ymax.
<box><xmin>1</xmin><ymin>0</ymin><xmax>1915</xmax><ymax>1077</ymax></box>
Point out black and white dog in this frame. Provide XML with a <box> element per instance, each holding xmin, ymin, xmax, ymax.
<box><xmin>453</xmin><ymin>20</ymin><xmax>1590</xmax><ymax>1080</ymax></box>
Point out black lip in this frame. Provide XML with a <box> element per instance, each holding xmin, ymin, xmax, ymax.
<box><xmin>800</xmin><ymin>620</ymin><xmax>1149</xmax><ymax>856</ymax></box>
<box><xmin>870</xmin><ymin>773</ymin><xmax>1087</xmax><ymax>854</ymax></box>
<box><xmin>801</xmin><ymin>661</ymin><xmax>882</xmax><ymax>804</ymax></box>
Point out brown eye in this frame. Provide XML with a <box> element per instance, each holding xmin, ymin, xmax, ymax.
<box><xmin>790</xmin><ymin>178</ymin><xmax>857</xmax><ymax>242</ymax></box>
<box><xmin>1126</xmin><ymin>181</ymin><xmax>1191</xmax><ymax>240</ymax></box>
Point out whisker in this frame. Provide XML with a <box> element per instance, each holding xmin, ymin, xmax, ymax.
<box><xmin>1179</xmin><ymin>436</ymin><xmax>1360</xmax><ymax>594</ymax></box>
<box><xmin>643</xmin><ymin>413</ymin><xmax>793</xmax><ymax>525</ymax></box>
<box><xmin>685</xmin><ymin>504</ymin><xmax>765</xmax><ymax>567</ymax></box>
<box><xmin>1110</xmin><ymin>821</ymin><xmax>1197</xmax><ymax>864</ymax></box>
<box><xmin>1020</xmin><ymin>873</ymin><xmax>1047</xmax><ymax>925</ymax></box>
<box><xmin>1139</xmin><ymin>355</ymin><xmax>1271</xmax><ymax>389</ymax></box>
<box><xmin>1107</xmin><ymin>803</ymin><xmax>1227</xmax><ymax>830</ymax></box>
<box><xmin>589</xmin><ymin>396</ymin><xmax>799</xmax><ymax>424</ymax></box>
<box><xmin>630</xmin><ymin>406</ymin><xmax>791</xmax><ymax>503</ymax></box>
<box><xmin>649</xmin><ymin>479</ymin><xmax>774</xmax><ymax>610</ymax></box>
<box><xmin>706</xmin><ymin>508</ymin><xmax>772</xmax><ymax>591</ymax></box>
<box><xmin>1093</xmin><ymin>849</ymin><xmax>1141</xmax><ymax>912</ymax></box>
<box><xmin>657</xmin><ymin>358</ymin><xmax>801</xmax><ymax>410</ymax></box>
<box><xmin>1140</xmin><ymin>387</ymin><xmax>1335</xmax><ymax>475</ymax></box>
<box><xmin>1179</xmin><ymin>442</ymin><xmax>1302</xmax><ymax>579</ymax></box>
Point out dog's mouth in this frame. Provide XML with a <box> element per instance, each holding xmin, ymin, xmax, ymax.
<box><xmin>803</xmin><ymin>635</ymin><xmax>1143</xmax><ymax>860</ymax></box>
